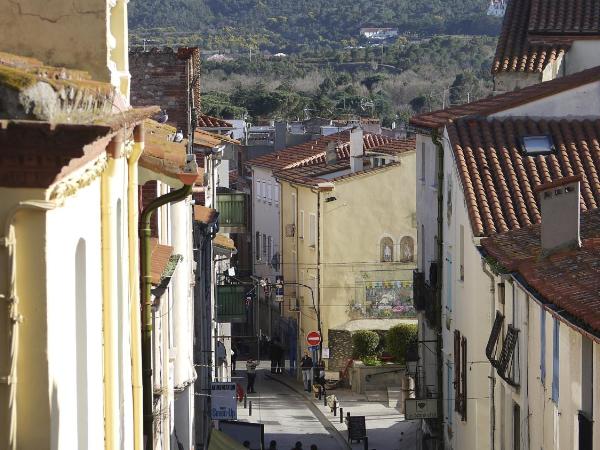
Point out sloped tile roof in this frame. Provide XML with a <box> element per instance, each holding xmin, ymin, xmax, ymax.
<box><xmin>246</xmin><ymin>131</ymin><xmax>397</xmax><ymax>171</ymax></box>
<box><xmin>448</xmin><ymin>117</ymin><xmax>600</xmax><ymax>237</ymax></box>
<box><xmin>410</xmin><ymin>65</ymin><xmax>600</xmax><ymax>129</ymax></box>
<box><xmin>275</xmin><ymin>160</ymin><xmax>402</xmax><ymax>186</ymax></box>
<box><xmin>197</xmin><ymin>114</ymin><xmax>233</xmax><ymax>129</ymax></box>
<box><xmin>149</xmin><ymin>238</ymin><xmax>174</xmax><ymax>285</ymax></box>
<box><xmin>493</xmin><ymin>0</ymin><xmax>568</xmax><ymax>74</ymax></box>
<box><xmin>528</xmin><ymin>0</ymin><xmax>600</xmax><ymax>35</ymax></box>
<box><xmin>492</xmin><ymin>0</ymin><xmax>600</xmax><ymax>75</ymax></box>
<box><xmin>482</xmin><ymin>209</ymin><xmax>600</xmax><ymax>334</ymax></box>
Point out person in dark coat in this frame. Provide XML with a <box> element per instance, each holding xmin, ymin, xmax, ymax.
<box><xmin>300</xmin><ymin>351</ymin><xmax>313</xmax><ymax>391</ymax></box>
<box><xmin>270</xmin><ymin>337</ymin><xmax>284</xmax><ymax>374</ymax></box>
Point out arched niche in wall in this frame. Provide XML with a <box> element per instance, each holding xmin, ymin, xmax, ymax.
<box><xmin>399</xmin><ymin>236</ymin><xmax>415</xmax><ymax>262</ymax></box>
<box><xmin>380</xmin><ymin>237</ymin><xmax>394</xmax><ymax>262</ymax></box>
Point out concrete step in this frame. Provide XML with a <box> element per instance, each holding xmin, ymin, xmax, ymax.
<box><xmin>387</xmin><ymin>386</ymin><xmax>403</xmax><ymax>408</ymax></box>
<box><xmin>365</xmin><ymin>390</ymin><xmax>388</xmax><ymax>402</ymax></box>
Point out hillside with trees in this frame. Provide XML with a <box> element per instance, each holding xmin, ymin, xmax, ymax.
<box><xmin>129</xmin><ymin>0</ymin><xmax>501</xmax><ymax>51</ymax></box>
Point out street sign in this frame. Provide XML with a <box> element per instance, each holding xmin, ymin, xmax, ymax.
<box><xmin>308</xmin><ymin>345</ymin><xmax>319</xmax><ymax>352</ymax></box>
<box><xmin>275</xmin><ymin>275</ymin><xmax>284</xmax><ymax>302</ymax></box>
<box><xmin>405</xmin><ymin>398</ymin><xmax>438</xmax><ymax>420</ymax></box>
<box><xmin>306</xmin><ymin>331</ymin><xmax>321</xmax><ymax>346</ymax></box>
<box><xmin>211</xmin><ymin>382</ymin><xmax>238</xmax><ymax>420</ymax></box>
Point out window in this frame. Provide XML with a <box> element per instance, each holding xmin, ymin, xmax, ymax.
<box><xmin>309</xmin><ymin>213</ymin><xmax>316</xmax><ymax>247</ymax></box>
<box><xmin>420</xmin><ymin>142</ymin><xmax>426</xmax><ymax>182</ymax></box>
<box><xmin>447</xmin><ymin>361</ymin><xmax>453</xmax><ymax>426</ymax></box>
<box><xmin>521</xmin><ymin>135</ymin><xmax>555</xmax><ymax>156</ymax></box>
<box><xmin>453</xmin><ymin>330</ymin><xmax>467</xmax><ymax>420</ymax></box>
<box><xmin>267</xmin><ymin>236</ymin><xmax>272</xmax><ymax>262</ymax></box>
<box><xmin>267</xmin><ymin>182</ymin><xmax>272</xmax><ymax>204</ymax></box>
<box><xmin>299</xmin><ymin>210</ymin><xmax>305</xmax><ymax>239</ymax></box>
<box><xmin>380</xmin><ymin>237</ymin><xmax>394</xmax><ymax>262</ymax></box>
<box><xmin>262</xmin><ymin>234</ymin><xmax>267</xmax><ymax>259</ymax></box>
<box><xmin>459</xmin><ymin>225</ymin><xmax>464</xmax><ymax>281</ymax></box>
<box><xmin>261</xmin><ymin>181</ymin><xmax>267</xmax><ymax>201</ymax></box>
<box><xmin>540</xmin><ymin>308</ymin><xmax>546</xmax><ymax>384</ymax></box>
<box><xmin>255</xmin><ymin>231</ymin><xmax>261</xmax><ymax>260</ymax></box>
<box><xmin>513</xmin><ymin>403</ymin><xmax>521</xmax><ymax>450</ymax></box>
<box><xmin>552</xmin><ymin>318</ymin><xmax>559</xmax><ymax>403</ymax></box>
<box><xmin>274</xmin><ymin>185</ymin><xmax>280</xmax><ymax>207</ymax></box>
<box><xmin>291</xmin><ymin>193</ymin><xmax>297</xmax><ymax>226</ymax></box>
<box><xmin>256</xmin><ymin>179</ymin><xmax>261</xmax><ymax>200</ymax></box>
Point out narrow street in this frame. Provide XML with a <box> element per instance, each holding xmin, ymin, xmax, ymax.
<box><xmin>237</xmin><ymin>365</ymin><xmax>346</xmax><ymax>450</ymax></box>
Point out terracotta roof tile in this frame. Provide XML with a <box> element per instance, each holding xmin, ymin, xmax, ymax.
<box><xmin>193</xmin><ymin>129</ymin><xmax>239</xmax><ymax>148</ymax></box>
<box><xmin>246</xmin><ymin>131</ymin><xmax>402</xmax><ymax>171</ymax></box>
<box><xmin>449</xmin><ymin>117</ymin><xmax>600</xmax><ymax>237</ymax></box>
<box><xmin>193</xmin><ymin>204</ymin><xmax>218</xmax><ymax>224</ymax></box>
<box><xmin>482</xmin><ymin>209</ymin><xmax>600</xmax><ymax>333</ymax></box>
<box><xmin>213</xmin><ymin>233</ymin><xmax>236</xmax><ymax>252</ymax></box>
<box><xmin>492</xmin><ymin>0</ymin><xmax>600</xmax><ymax>75</ymax></box>
<box><xmin>149</xmin><ymin>238</ymin><xmax>174</xmax><ymax>285</ymax></box>
<box><xmin>410</xmin><ymin>65</ymin><xmax>600</xmax><ymax>129</ymax></box>
<box><xmin>197</xmin><ymin>114</ymin><xmax>233</xmax><ymax>129</ymax></box>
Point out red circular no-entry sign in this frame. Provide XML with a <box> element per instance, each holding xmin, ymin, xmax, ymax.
<box><xmin>306</xmin><ymin>331</ymin><xmax>321</xmax><ymax>346</ymax></box>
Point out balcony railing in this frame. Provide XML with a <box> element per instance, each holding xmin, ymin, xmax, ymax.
<box><xmin>216</xmin><ymin>192</ymin><xmax>247</xmax><ymax>233</ymax></box>
<box><xmin>413</xmin><ymin>270</ymin><xmax>426</xmax><ymax>311</ymax></box>
<box><xmin>216</xmin><ymin>285</ymin><xmax>248</xmax><ymax>323</ymax></box>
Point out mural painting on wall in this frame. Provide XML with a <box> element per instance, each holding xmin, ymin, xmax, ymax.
<box><xmin>365</xmin><ymin>280</ymin><xmax>415</xmax><ymax>318</ymax></box>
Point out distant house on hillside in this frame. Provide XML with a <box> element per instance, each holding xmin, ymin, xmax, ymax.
<box><xmin>360</xmin><ymin>27</ymin><xmax>399</xmax><ymax>41</ymax></box>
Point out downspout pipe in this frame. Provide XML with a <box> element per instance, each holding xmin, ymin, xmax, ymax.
<box><xmin>482</xmin><ymin>260</ymin><xmax>496</xmax><ymax>450</ymax></box>
<box><xmin>128</xmin><ymin>124</ymin><xmax>145</xmax><ymax>450</ymax></box>
<box><xmin>140</xmin><ymin>182</ymin><xmax>193</xmax><ymax>450</ymax></box>
<box><xmin>431</xmin><ymin>130</ymin><xmax>445</xmax><ymax>440</ymax></box>
<box><xmin>1</xmin><ymin>200</ymin><xmax>58</xmax><ymax>450</ymax></box>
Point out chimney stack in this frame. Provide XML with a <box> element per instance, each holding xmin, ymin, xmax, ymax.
<box><xmin>536</xmin><ymin>176</ymin><xmax>582</xmax><ymax>254</ymax></box>
<box><xmin>350</xmin><ymin>127</ymin><xmax>364</xmax><ymax>172</ymax></box>
<box><xmin>326</xmin><ymin>141</ymin><xmax>337</xmax><ymax>165</ymax></box>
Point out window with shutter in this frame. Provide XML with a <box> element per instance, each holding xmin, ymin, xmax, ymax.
<box><xmin>454</xmin><ymin>330</ymin><xmax>461</xmax><ymax>414</ymax></box>
<box><xmin>486</xmin><ymin>311</ymin><xmax>504</xmax><ymax>367</ymax></box>
<box><xmin>497</xmin><ymin>325</ymin><xmax>519</xmax><ymax>386</ymax></box>
<box><xmin>461</xmin><ymin>336</ymin><xmax>467</xmax><ymax>421</ymax></box>
<box><xmin>255</xmin><ymin>231</ymin><xmax>261</xmax><ymax>261</ymax></box>
<box><xmin>552</xmin><ymin>318</ymin><xmax>559</xmax><ymax>403</ymax></box>
<box><xmin>309</xmin><ymin>213</ymin><xmax>316</xmax><ymax>247</ymax></box>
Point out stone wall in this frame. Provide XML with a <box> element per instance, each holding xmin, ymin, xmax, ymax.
<box><xmin>328</xmin><ymin>329</ymin><xmax>353</xmax><ymax>371</ymax></box>
<box><xmin>129</xmin><ymin>47</ymin><xmax>200</xmax><ymax>134</ymax></box>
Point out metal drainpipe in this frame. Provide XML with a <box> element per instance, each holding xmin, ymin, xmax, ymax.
<box><xmin>1</xmin><ymin>200</ymin><xmax>57</xmax><ymax>450</ymax></box>
<box><xmin>482</xmin><ymin>260</ymin><xmax>496</xmax><ymax>450</ymax></box>
<box><xmin>140</xmin><ymin>183</ymin><xmax>193</xmax><ymax>450</ymax></box>
<box><xmin>316</xmin><ymin>189</ymin><xmax>322</xmax><ymax>360</ymax></box>
<box><xmin>431</xmin><ymin>130</ymin><xmax>445</xmax><ymax>443</ymax></box>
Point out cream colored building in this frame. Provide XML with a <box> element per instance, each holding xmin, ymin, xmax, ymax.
<box><xmin>0</xmin><ymin>51</ymin><xmax>157</xmax><ymax>450</ymax></box>
<box><xmin>275</xmin><ymin>129</ymin><xmax>417</xmax><ymax>366</ymax></box>
<box><xmin>411</xmin><ymin>67</ymin><xmax>600</xmax><ymax>449</ymax></box>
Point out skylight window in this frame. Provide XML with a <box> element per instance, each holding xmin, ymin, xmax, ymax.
<box><xmin>521</xmin><ymin>135</ymin><xmax>555</xmax><ymax>156</ymax></box>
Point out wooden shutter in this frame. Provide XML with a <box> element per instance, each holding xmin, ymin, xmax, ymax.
<box><xmin>454</xmin><ymin>330</ymin><xmax>461</xmax><ymax>413</ymax></box>
<box><xmin>461</xmin><ymin>336</ymin><xmax>468</xmax><ymax>421</ymax></box>
<box><xmin>486</xmin><ymin>311</ymin><xmax>504</xmax><ymax>366</ymax></box>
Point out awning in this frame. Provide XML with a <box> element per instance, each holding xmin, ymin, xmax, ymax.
<box><xmin>193</xmin><ymin>204</ymin><xmax>218</xmax><ymax>225</ymax></box>
<box><xmin>213</xmin><ymin>233</ymin><xmax>237</xmax><ymax>256</ymax></box>
<box><xmin>208</xmin><ymin>429</ymin><xmax>247</xmax><ymax>450</ymax></box>
<box><xmin>194</xmin><ymin>129</ymin><xmax>240</xmax><ymax>149</ymax></box>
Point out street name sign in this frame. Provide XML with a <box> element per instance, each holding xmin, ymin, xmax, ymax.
<box><xmin>405</xmin><ymin>398</ymin><xmax>438</xmax><ymax>419</ymax></box>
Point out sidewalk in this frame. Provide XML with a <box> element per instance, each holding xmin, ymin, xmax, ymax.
<box><xmin>267</xmin><ymin>371</ymin><xmax>421</xmax><ymax>450</ymax></box>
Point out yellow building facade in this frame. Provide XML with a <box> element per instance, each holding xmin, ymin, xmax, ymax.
<box><xmin>276</xmin><ymin>132</ymin><xmax>417</xmax><ymax>365</ymax></box>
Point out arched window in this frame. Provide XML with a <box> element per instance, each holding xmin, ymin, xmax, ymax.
<box><xmin>380</xmin><ymin>237</ymin><xmax>394</xmax><ymax>262</ymax></box>
<box><xmin>399</xmin><ymin>236</ymin><xmax>415</xmax><ymax>262</ymax></box>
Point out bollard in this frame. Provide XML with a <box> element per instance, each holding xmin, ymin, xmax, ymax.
<box><xmin>347</xmin><ymin>411</ymin><xmax>351</xmax><ymax>420</ymax></box>
<box><xmin>249</xmin><ymin>400</ymin><xmax>252</xmax><ymax>416</ymax></box>
<box><xmin>244</xmin><ymin>394</ymin><xmax>247</xmax><ymax>409</ymax></box>
<box><xmin>323</xmin><ymin>393</ymin><xmax>327</xmax><ymax>406</ymax></box>
<box><xmin>318</xmin><ymin>386</ymin><xmax>322</xmax><ymax>400</ymax></box>
<box><xmin>339</xmin><ymin>408</ymin><xmax>343</xmax><ymax>423</ymax></box>
<box><xmin>363</xmin><ymin>436</ymin><xmax>368</xmax><ymax>450</ymax></box>
<box><xmin>333</xmin><ymin>400</ymin><xmax>337</xmax><ymax>416</ymax></box>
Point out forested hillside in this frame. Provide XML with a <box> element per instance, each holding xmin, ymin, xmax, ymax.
<box><xmin>129</xmin><ymin>0</ymin><xmax>501</xmax><ymax>51</ymax></box>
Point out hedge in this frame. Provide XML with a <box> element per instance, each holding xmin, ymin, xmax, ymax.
<box><xmin>385</xmin><ymin>323</ymin><xmax>418</xmax><ymax>363</ymax></box>
<box><xmin>352</xmin><ymin>330</ymin><xmax>380</xmax><ymax>359</ymax></box>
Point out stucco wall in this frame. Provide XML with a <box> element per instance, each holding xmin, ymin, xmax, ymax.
<box><xmin>565</xmin><ymin>41</ymin><xmax>600</xmax><ymax>76</ymax></box>
<box><xmin>46</xmin><ymin>177</ymin><xmax>108</xmax><ymax>450</ymax></box>
<box><xmin>0</xmin><ymin>0</ymin><xmax>130</xmax><ymax>96</ymax></box>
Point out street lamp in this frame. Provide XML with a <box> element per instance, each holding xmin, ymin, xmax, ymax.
<box><xmin>405</xmin><ymin>340</ymin><xmax>419</xmax><ymax>378</ymax></box>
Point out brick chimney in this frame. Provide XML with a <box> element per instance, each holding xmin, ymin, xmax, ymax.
<box><xmin>350</xmin><ymin>127</ymin><xmax>364</xmax><ymax>172</ymax></box>
<box><xmin>536</xmin><ymin>175</ymin><xmax>582</xmax><ymax>254</ymax></box>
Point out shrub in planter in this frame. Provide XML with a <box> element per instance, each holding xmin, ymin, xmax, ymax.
<box><xmin>352</xmin><ymin>330</ymin><xmax>380</xmax><ymax>359</ymax></box>
<box><xmin>385</xmin><ymin>323</ymin><xmax>418</xmax><ymax>364</ymax></box>
<box><xmin>362</xmin><ymin>355</ymin><xmax>383</xmax><ymax>366</ymax></box>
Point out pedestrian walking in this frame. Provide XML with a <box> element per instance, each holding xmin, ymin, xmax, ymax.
<box><xmin>270</xmin><ymin>337</ymin><xmax>284</xmax><ymax>374</ymax></box>
<box><xmin>300</xmin><ymin>351</ymin><xmax>313</xmax><ymax>391</ymax></box>
<box><xmin>231</xmin><ymin>345</ymin><xmax>237</xmax><ymax>374</ymax></box>
<box><xmin>246</xmin><ymin>357</ymin><xmax>258</xmax><ymax>393</ymax></box>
